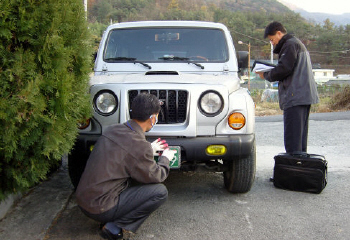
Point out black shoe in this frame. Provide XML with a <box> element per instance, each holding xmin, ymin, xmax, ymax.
<box><xmin>99</xmin><ymin>225</ymin><xmax>123</xmax><ymax>240</ymax></box>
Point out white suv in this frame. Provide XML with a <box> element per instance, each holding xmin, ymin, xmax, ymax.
<box><xmin>69</xmin><ymin>21</ymin><xmax>256</xmax><ymax>193</ymax></box>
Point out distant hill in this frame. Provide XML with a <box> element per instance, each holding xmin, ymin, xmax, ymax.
<box><xmin>277</xmin><ymin>0</ymin><xmax>350</xmax><ymax>25</ymax></box>
<box><xmin>295</xmin><ymin>11</ymin><xmax>350</xmax><ymax>26</ymax></box>
<box><xmin>210</xmin><ymin>0</ymin><xmax>292</xmax><ymax>13</ymax></box>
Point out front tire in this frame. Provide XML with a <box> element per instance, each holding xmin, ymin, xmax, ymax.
<box><xmin>223</xmin><ymin>140</ymin><xmax>256</xmax><ymax>193</ymax></box>
<box><xmin>68</xmin><ymin>142</ymin><xmax>90</xmax><ymax>189</ymax></box>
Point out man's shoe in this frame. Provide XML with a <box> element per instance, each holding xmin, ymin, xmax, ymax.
<box><xmin>99</xmin><ymin>225</ymin><xmax>123</xmax><ymax>240</ymax></box>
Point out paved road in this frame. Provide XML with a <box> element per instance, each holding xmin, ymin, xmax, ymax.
<box><xmin>1</xmin><ymin>111</ymin><xmax>349</xmax><ymax>240</ymax></box>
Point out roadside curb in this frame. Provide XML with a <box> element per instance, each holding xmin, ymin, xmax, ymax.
<box><xmin>0</xmin><ymin>193</ymin><xmax>22</xmax><ymax>221</ymax></box>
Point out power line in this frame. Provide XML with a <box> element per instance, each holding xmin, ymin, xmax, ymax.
<box><xmin>231</xmin><ymin>29</ymin><xmax>350</xmax><ymax>61</ymax></box>
<box><xmin>231</xmin><ymin>29</ymin><xmax>350</xmax><ymax>54</ymax></box>
<box><xmin>309</xmin><ymin>49</ymin><xmax>350</xmax><ymax>54</ymax></box>
<box><xmin>230</xmin><ymin>29</ymin><xmax>269</xmax><ymax>44</ymax></box>
<box><xmin>310</xmin><ymin>53</ymin><xmax>350</xmax><ymax>59</ymax></box>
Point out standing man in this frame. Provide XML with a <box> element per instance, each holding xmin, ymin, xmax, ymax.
<box><xmin>76</xmin><ymin>93</ymin><xmax>176</xmax><ymax>240</ymax></box>
<box><xmin>257</xmin><ymin>21</ymin><xmax>319</xmax><ymax>154</ymax></box>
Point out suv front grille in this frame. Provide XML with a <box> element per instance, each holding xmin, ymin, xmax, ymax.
<box><xmin>128</xmin><ymin>90</ymin><xmax>188</xmax><ymax>124</ymax></box>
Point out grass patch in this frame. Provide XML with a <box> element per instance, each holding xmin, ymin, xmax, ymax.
<box><xmin>255</xmin><ymin>102</ymin><xmax>282</xmax><ymax>116</ymax></box>
<box><xmin>252</xmin><ymin>85</ymin><xmax>350</xmax><ymax>116</ymax></box>
<box><xmin>329</xmin><ymin>85</ymin><xmax>350</xmax><ymax>110</ymax></box>
<box><xmin>251</xmin><ymin>89</ymin><xmax>282</xmax><ymax>116</ymax></box>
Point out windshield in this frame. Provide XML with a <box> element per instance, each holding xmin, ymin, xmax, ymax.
<box><xmin>103</xmin><ymin>27</ymin><xmax>229</xmax><ymax>63</ymax></box>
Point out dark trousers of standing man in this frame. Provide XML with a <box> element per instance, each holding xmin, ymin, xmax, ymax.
<box><xmin>80</xmin><ymin>183</ymin><xmax>168</xmax><ymax>233</ymax></box>
<box><xmin>283</xmin><ymin>105</ymin><xmax>311</xmax><ymax>154</ymax></box>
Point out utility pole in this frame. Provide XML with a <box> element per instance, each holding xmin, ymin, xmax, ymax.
<box><xmin>266</xmin><ymin>42</ymin><xmax>274</xmax><ymax>89</ymax></box>
<box><xmin>83</xmin><ymin>0</ymin><xmax>87</xmax><ymax>19</ymax></box>
<box><xmin>270</xmin><ymin>42</ymin><xmax>273</xmax><ymax>64</ymax></box>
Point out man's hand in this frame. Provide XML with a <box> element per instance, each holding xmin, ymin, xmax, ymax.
<box><xmin>151</xmin><ymin>138</ymin><xmax>168</xmax><ymax>156</ymax></box>
<box><xmin>256</xmin><ymin>71</ymin><xmax>265</xmax><ymax>79</ymax></box>
<box><xmin>161</xmin><ymin>148</ymin><xmax>177</xmax><ymax>161</ymax></box>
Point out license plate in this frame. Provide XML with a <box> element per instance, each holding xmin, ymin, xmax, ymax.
<box><xmin>155</xmin><ymin>146</ymin><xmax>181</xmax><ymax>169</ymax></box>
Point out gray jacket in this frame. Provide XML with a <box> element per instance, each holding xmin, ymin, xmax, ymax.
<box><xmin>76</xmin><ymin>120</ymin><xmax>170</xmax><ymax>214</ymax></box>
<box><xmin>264</xmin><ymin>34</ymin><xmax>319</xmax><ymax>110</ymax></box>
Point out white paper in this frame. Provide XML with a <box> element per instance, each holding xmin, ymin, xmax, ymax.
<box><xmin>252</xmin><ymin>63</ymin><xmax>275</xmax><ymax>72</ymax></box>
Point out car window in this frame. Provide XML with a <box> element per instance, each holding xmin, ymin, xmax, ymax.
<box><xmin>103</xmin><ymin>27</ymin><xmax>229</xmax><ymax>62</ymax></box>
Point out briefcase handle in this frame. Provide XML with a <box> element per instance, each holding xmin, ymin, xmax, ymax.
<box><xmin>290</xmin><ymin>151</ymin><xmax>309</xmax><ymax>158</ymax></box>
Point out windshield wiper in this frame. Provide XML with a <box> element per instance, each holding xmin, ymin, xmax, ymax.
<box><xmin>134</xmin><ymin>61</ymin><xmax>151</xmax><ymax>69</ymax></box>
<box><xmin>104</xmin><ymin>57</ymin><xmax>152</xmax><ymax>69</ymax></box>
<box><xmin>159</xmin><ymin>56</ymin><xmax>204</xmax><ymax>69</ymax></box>
<box><xmin>105</xmin><ymin>57</ymin><xmax>136</xmax><ymax>61</ymax></box>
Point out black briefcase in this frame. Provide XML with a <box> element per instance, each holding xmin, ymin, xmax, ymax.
<box><xmin>273</xmin><ymin>153</ymin><xmax>327</xmax><ymax>194</ymax></box>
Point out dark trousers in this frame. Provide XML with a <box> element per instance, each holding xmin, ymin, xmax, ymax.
<box><xmin>283</xmin><ymin>105</ymin><xmax>311</xmax><ymax>154</ymax></box>
<box><xmin>81</xmin><ymin>183</ymin><xmax>168</xmax><ymax>232</ymax></box>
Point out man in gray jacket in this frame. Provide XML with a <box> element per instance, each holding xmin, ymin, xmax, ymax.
<box><xmin>257</xmin><ymin>21</ymin><xmax>319</xmax><ymax>154</ymax></box>
<box><xmin>76</xmin><ymin>93</ymin><xmax>176</xmax><ymax>240</ymax></box>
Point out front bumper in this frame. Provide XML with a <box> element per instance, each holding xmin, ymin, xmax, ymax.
<box><xmin>148</xmin><ymin>134</ymin><xmax>255</xmax><ymax>161</ymax></box>
<box><xmin>73</xmin><ymin>133</ymin><xmax>255</xmax><ymax>162</ymax></box>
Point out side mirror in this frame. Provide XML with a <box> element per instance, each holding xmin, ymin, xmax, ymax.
<box><xmin>237</xmin><ymin>51</ymin><xmax>249</xmax><ymax>69</ymax></box>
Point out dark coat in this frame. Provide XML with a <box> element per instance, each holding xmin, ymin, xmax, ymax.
<box><xmin>76</xmin><ymin>120</ymin><xmax>170</xmax><ymax>214</ymax></box>
<box><xmin>264</xmin><ymin>34</ymin><xmax>319</xmax><ymax>110</ymax></box>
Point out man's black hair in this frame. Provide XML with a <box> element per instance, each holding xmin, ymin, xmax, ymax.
<box><xmin>130</xmin><ymin>93</ymin><xmax>161</xmax><ymax>121</ymax></box>
<box><xmin>264</xmin><ymin>21</ymin><xmax>287</xmax><ymax>38</ymax></box>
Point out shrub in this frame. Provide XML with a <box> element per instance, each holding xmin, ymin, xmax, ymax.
<box><xmin>330</xmin><ymin>85</ymin><xmax>350</xmax><ymax>110</ymax></box>
<box><xmin>0</xmin><ymin>0</ymin><xmax>92</xmax><ymax>200</ymax></box>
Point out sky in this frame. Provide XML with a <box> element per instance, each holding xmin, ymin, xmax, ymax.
<box><xmin>280</xmin><ymin>0</ymin><xmax>350</xmax><ymax>15</ymax></box>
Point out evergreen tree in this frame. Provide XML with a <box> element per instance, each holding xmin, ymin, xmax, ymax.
<box><xmin>0</xmin><ymin>0</ymin><xmax>92</xmax><ymax>200</ymax></box>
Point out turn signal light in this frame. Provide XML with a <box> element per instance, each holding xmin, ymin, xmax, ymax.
<box><xmin>206</xmin><ymin>145</ymin><xmax>227</xmax><ymax>156</ymax></box>
<box><xmin>78</xmin><ymin>118</ymin><xmax>90</xmax><ymax>130</ymax></box>
<box><xmin>228</xmin><ymin>112</ymin><xmax>245</xmax><ymax>130</ymax></box>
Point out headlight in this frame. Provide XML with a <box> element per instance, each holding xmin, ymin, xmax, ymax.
<box><xmin>93</xmin><ymin>90</ymin><xmax>118</xmax><ymax>116</ymax></box>
<box><xmin>198</xmin><ymin>90</ymin><xmax>223</xmax><ymax>117</ymax></box>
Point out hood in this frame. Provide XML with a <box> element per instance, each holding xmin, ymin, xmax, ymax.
<box><xmin>90</xmin><ymin>72</ymin><xmax>241</xmax><ymax>93</ymax></box>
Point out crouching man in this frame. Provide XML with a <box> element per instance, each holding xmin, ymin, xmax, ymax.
<box><xmin>76</xmin><ymin>93</ymin><xmax>176</xmax><ymax>240</ymax></box>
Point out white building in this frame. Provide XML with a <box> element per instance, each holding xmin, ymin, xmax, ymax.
<box><xmin>312</xmin><ymin>69</ymin><xmax>335</xmax><ymax>85</ymax></box>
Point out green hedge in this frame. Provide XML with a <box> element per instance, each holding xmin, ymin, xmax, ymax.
<box><xmin>0</xmin><ymin>0</ymin><xmax>92</xmax><ymax>200</ymax></box>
